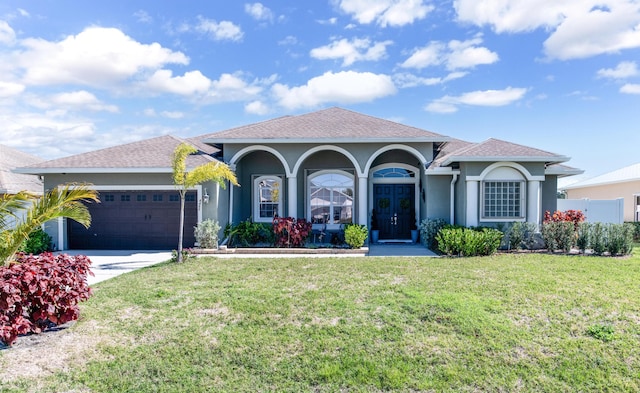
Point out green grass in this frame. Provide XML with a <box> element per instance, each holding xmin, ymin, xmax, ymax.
<box><xmin>4</xmin><ymin>251</ymin><xmax>640</xmax><ymax>392</ymax></box>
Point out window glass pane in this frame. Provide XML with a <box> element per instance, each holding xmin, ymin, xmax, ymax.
<box><xmin>309</xmin><ymin>173</ymin><xmax>353</xmax><ymax>224</ymax></box>
<box><xmin>373</xmin><ymin>167</ymin><xmax>415</xmax><ymax>178</ymax></box>
<box><xmin>483</xmin><ymin>181</ymin><xmax>523</xmax><ymax>218</ymax></box>
<box><xmin>258</xmin><ymin>178</ymin><xmax>280</xmax><ymax>219</ymax></box>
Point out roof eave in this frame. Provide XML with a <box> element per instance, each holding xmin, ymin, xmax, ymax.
<box><xmin>440</xmin><ymin>155</ymin><xmax>571</xmax><ymax>166</ymax></box>
<box><xmin>14</xmin><ymin>167</ymin><xmax>177</xmax><ymax>175</ymax></box>
<box><xmin>204</xmin><ymin>136</ymin><xmax>451</xmax><ymax>144</ymax></box>
<box><xmin>545</xmin><ymin>168</ymin><xmax>585</xmax><ymax>177</ymax></box>
<box><xmin>563</xmin><ymin>178</ymin><xmax>640</xmax><ymax>190</ymax></box>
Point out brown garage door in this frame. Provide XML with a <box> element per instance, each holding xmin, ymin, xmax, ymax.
<box><xmin>68</xmin><ymin>190</ymin><xmax>198</xmax><ymax>250</ymax></box>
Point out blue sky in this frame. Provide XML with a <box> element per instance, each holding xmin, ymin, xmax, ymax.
<box><xmin>1</xmin><ymin>1</ymin><xmax>639</xmax><ymax>179</ymax></box>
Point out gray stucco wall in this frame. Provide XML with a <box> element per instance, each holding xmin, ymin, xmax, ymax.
<box><xmin>424</xmin><ymin>175</ymin><xmax>451</xmax><ymax>222</ymax></box>
<box><xmin>541</xmin><ymin>175</ymin><xmax>558</xmax><ymax>216</ymax></box>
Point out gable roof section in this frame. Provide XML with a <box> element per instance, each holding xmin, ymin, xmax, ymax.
<box><xmin>563</xmin><ymin>162</ymin><xmax>640</xmax><ymax>189</ymax></box>
<box><xmin>16</xmin><ymin>135</ymin><xmax>220</xmax><ymax>174</ymax></box>
<box><xmin>438</xmin><ymin>138</ymin><xmax>570</xmax><ymax>166</ymax></box>
<box><xmin>0</xmin><ymin>145</ymin><xmax>44</xmax><ymax>194</ymax></box>
<box><xmin>202</xmin><ymin>107</ymin><xmax>450</xmax><ymax>144</ymax></box>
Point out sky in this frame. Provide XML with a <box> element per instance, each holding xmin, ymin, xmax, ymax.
<box><xmin>0</xmin><ymin>0</ymin><xmax>639</xmax><ymax>181</ymax></box>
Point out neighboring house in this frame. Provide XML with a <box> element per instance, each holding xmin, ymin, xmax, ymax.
<box><xmin>16</xmin><ymin>107</ymin><xmax>582</xmax><ymax>250</ymax></box>
<box><xmin>0</xmin><ymin>144</ymin><xmax>44</xmax><ymax>229</ymax></box>
<box><xmin>0</xmin><ymin>144</ymin><xmax>44</xmax><ymax>196</ymax></box>
<box><xmin>562</xmin><ymin>163</ymin><xmax>640</xmax><ymax>222</ymax></box>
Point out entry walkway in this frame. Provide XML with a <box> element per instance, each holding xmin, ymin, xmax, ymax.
<box><xmin>368</xmin><ymin>243</ymin><xmax>438</xmax><ymax>257</ymax></box>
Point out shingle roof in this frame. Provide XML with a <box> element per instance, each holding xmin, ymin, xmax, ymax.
<box><xmin>563</xmin><ymin>162</ymin><xmax>640</xmax><ymax>189</ymax></box>
<box><xmin>17</xmin><ymin>135</ymin><xmax>220</xmax><ymax>174</ymax></box>
<box><xmin>0</xmin><ymin>145</ymin><xmax>44</xmax><ymax>194</ymax></box>
<box><xmin>438</xmin><ymin>138</ymin><xmax>569</xmax><ymax>166</ymax></box>
<box><xmin>202</xmin><ymin>107</ymin><xmax>448</xmax><ymax>142</ymax></box>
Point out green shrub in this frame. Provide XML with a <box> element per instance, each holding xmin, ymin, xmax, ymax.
<box><xmin>576</xmin><ymin>222</ymin><xmax>591</xmax><ymax>253</ymax></box>
<box><xmin>436</xmin><ymin>226</ymin><xmax>503</xmax><ymax>257</ymax></box>
<box><xmin>625</xmin><ymin>221</ymin><xmax>640</xmax><ymax>241</ymax></box>
<box><xmin>194</xmin><ymin>219</ymin><xmax>221</xmax><ymax>249</ymax></box>
<box><xmin>344</xmin><ymin>224</ymin><xmax>368</xmax><ymax>249</ymax></box>
<box><xmin>419</xmin><ymin>218</ymin><xmax>447</xmax><ymax>250</ymax></box>
<box><xmin>606</xmin><ymin>223</ymin><xmax>634</xmax><ymax>256</ymax></box>
<box><xmin>506</xmin><ymin>221</ymin><xmax>539</xmax><ymax>250</ymax></box>
<box><xmin>542</xmin><ymin>221</ymin><xmax>575</xmax><ymax>252</ymax></box>
<box><xmin>224</xmin><ymin>220</ymin><xmax>275</xmax><ymax>247</ymax></box>
<box><xmin>19</xmin><ymin>227</ymin><xmax>53</xmax><ymax>254</ymax></box>
<box><xmin>591</xmin><ymin>222</ymin><xmax>606</xmax><ymax>255</ymax></box>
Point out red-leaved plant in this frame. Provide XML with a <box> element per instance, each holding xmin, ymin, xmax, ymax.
<box><xmin>272</xmin><ymin>217</ymin><xmax>312</xmax><ymax>248</ymax></box>
<box><xmin>0</xmin><ymin>252</ymin><xmax>93</xmax><ymax>346</ymax></box>
<box><xmin>544</xmin><ymin>210</ymin><xmax>585</xmax><ymax>229</ymax></box>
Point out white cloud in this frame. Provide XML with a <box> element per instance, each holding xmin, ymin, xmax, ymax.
<box><xmin>133</xmin><ymin>10</ymin><xmax>153</xmax><ymax>23</ymax></box>
<box><xmin>278</xmin><ymin>35</ymin><xmax>298</xmax><ymax>45</ymax></box>
<box><xmin>17</xmin><ymin>27</ymin><xmax>188</xmax><ymax>87</ymax></box>
<box><xmin>143</xmin><ymin>108</ymin><xmax>157</xmax><ymax>117</ymax></box>
<box><xmin>338</xmin><ymin>0</ymin><xmax>434</xmax><ymax>27</ymax></box>
<box><xmin>0</xmin><ymin>81</ymin><xmax>25</xmax><ymax>97</ymax></box>
<box><xmin>425</xmin><ymin>87</ymin><xmax>528</xmax><ymax>113</ymax></box>
<box><xmin>196</xmin><ymin>17</ymin><xmax>243</xmax><ymax>41</ymax></box>
<box><xmin>245</xmin><ymin>100</ymin><xmax>270</xmax><ymax>115</ymax></box>
<box><xmin>272</xmin><ymin>70</ymin><xmax>396</xmax><ymax>109</ymax></box>
<box><xmin>160</xmin><ymin>111</ymin><xmax>184</xmax><ymax>119</ymax></box>
<box><xmin>597</xmin><ymin>61</ymin><xmax>638</xmax><ymax>79</ymax></box>
<box><xmin>620</xmin><ymin>83</ymin><xmax>640</xmax><ymax>94</ymax></box>
<box><xmin>393</xmin><ymin>72</ymin><xmax>467</xmax><ymax>88</ymax></box>
<box><xmin>454</xmin><ymin>0</ymin><xmax>640</xmax><ymax>60</ymax></box>
<box><xmin>245</xmin><ymin>3</ymin><xmax>274</xmax><ymax>22</ymax></box>
<box><xmin>0</xmin><ymin>20</ymin><xmax>16</xmax><ymax>45</ymax></box>
<box><xmin>204</xmin><ymin>72</ymin><xmax>272</xmax><ymax>103</ymax></box>
<box><xmin>400</xmin><ymin>37</ymin><xmax>498</xmax><ymax>70</ymax></box>
<box><xmin>310</xmin><ymin>37</ymin><xmax>393</xmax><ymax>66</ymax></box>
<box><xmin>51</xmin><ymin>90</ymin><xmax>118</xmax><ymax>112</ymax></box>
<box><xmin>144</xmin><ymin>70</ymin><xmax>212</xmax><ymax>96</ymax></box>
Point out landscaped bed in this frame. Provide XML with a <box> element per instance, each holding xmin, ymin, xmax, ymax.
<box><xmin>2</xmin><ymin>250</ymin><xmax>640</xmax><ymax>392</ymax></box>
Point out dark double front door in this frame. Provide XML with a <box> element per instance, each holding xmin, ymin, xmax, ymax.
<box><xmin>373</xmin><ymin>184</ymin><xmax>415</xmax><ymax>240</ymax></box>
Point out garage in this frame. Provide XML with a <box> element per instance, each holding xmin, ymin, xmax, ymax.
<box><xmin>68</xmin><ymin>190</ymin><xmax>198</xmax><ymax>250</ymax></box>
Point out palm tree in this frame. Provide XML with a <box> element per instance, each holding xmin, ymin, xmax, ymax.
<box><xmin>1</xmin><ymin>183</ymin><xmax>99</xmax><ymax>266</ymax></box>
<box><xmin>171</xmin><ymin>143</ymin><xmax>238</xmax><ymax>262</ymax></box>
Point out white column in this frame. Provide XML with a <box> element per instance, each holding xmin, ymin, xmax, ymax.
<box><xmin>228</xmin><ymin>184</ymin><xmax>234</xmax><ymax>224</ymax></box>
<box><xmin>358</xmin><ymin>176</ymin><xmax>368</xmax><ymax>225</ymax></box>
<box><xmin>287</xmin><ymin>176</ymin><xmax>297</xmax><ymax>218</ymax></box>
<box><xmin>527</xmin><ymin>180</ymin><xmax>541</xmax><ymax>228</ymax></box>
<box><xmin>57</xmin><ymin>217</ymin><xmax>64</xmax><ymax>251</ymax></box>
<box><xmin>466</xmin><ymin>180</ymin><xmax>479</xmax><ymax>227</ymax></box>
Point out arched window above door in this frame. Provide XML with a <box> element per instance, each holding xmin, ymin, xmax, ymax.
<box><xmin>373</xmin><ymin>167</ymin><xmax>416</xmax><ymax>178</ymax></box>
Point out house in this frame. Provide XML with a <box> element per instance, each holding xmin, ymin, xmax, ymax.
<box><xmin>16</xmin><ymin>107</ymin><xmax>582</xmax><ymax>250</ymax></box>
<box><xmin>562</xmin><ymin>163</ymin><xmax>640</xmax><ymax>222</ymax></box>
<box><xmin>1</xmin><ymin>144</ymin><xmax>44</xmax><ymax>229</ymax></box>
<box><xmin>1</xmin><ymin>144</ymin><xmax>44</xmax><ymax>196</ymax></box>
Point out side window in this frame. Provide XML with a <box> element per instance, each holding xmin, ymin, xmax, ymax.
<box><xmin>254</xmin><ymin>176</ymin><xmax>282</xmax><ymax>222</ymax></box>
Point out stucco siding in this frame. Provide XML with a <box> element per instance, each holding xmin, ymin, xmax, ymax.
<box><xmin>425</xmin><ymin>175</ymin><xmax>451</xmax><ymax>221</ymax></box>
<box><xmin>541</xmin><ymin>176</ymin><xmax>558</xmax><ymax>217</ymax></box>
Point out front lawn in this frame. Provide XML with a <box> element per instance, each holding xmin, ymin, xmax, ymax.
<box><xmin>2</xmin><ymin>251</ymin><xmax>640</xmax><ymax>392</ymax></box>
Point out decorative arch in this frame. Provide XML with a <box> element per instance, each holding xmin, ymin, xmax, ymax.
<box><xmin>468</xmin><ymin>162</ymin><xmax>544</xmax><ymax>182</ymax></box>
<box><xmin>229</xmin><ymin>145</ymin><xmax>292</xmax><ymax>177</ymax></box>
<box><xmin>364</xmin><ymin>144</ymin><xmax>428</xmax><ymax>175</ymax></box>
<box><xmin>292</xmin><ymin>145</ymin><xmax>363</xmax><ymax>177</ymax></box>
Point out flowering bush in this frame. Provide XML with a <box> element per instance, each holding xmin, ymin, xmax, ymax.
<box><xmin>542</xmin><ymin>210</ymin><xmax>585</xmax><ymax>252</ymax></box>
<box><xmin>1</xmin><ymin>253</ymin><xmax>93</xmax><ymax>346</ymax></box>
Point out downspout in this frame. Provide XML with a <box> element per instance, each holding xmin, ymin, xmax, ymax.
<box><xmin>450</xmin><ymin>173</ymin><xmax>458</xmax><ymax>225</ymax></box>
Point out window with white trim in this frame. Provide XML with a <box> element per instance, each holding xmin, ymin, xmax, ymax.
<box><xmin>254</xmin><ymin>176</ymin><xmax>282</xmax><ymax>222</ymax></box>
<box><xmin>308</xmin><ymin>171</ymin><xmax>353</xmax><ymax>225</ymax></box>
<box><xmin>482</xmin><ymin>181</ymin><xmax>525</xmax><ymax>219</ymax></box>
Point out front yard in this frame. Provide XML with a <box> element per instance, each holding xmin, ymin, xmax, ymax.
<box><xmin>2</xmin><ymin>251</ymin><xmax>640</xmax><ymax>392</ymax></box>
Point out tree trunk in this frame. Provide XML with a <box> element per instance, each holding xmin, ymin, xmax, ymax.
<box><xmin>177</xmin><ymin>194</ymin><xmax>186</xmax><ymax>262</ymax></box>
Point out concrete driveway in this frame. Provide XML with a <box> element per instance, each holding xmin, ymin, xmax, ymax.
<box><xmin>56</xmin><ymin>250</ymin><xmax>172</xmax><ymax>285</ymax></box>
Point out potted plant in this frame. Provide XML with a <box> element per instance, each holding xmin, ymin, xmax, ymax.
<box><xmin>410</xmin><ymin>208</ymin><xmax>419</xmax><ymax>243</ymax></box>
<box><xmin>370</xmin><ymin>209</ymin><xmax>379</xmax><ymax>244</ymax></box>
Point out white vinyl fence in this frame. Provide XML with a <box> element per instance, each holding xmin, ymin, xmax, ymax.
<box><xmin>557</xmin><ymin>198</ymin><xmax>624</xmax><ymax>224</ymax></box>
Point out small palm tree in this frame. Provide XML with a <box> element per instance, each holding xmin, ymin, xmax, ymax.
<box><xmin>172</xmin><ymin>143</ymin><xmax>238</xmax><ymax>262</ymax></box>
<box><xmin>1</xmin><ymin>183</ymin><xmax>99</xmax><ymax>266</ymax></box>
